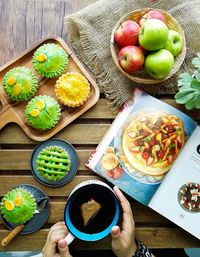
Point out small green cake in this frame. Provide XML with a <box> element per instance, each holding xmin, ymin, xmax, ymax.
<box><xmin>33</xmin><ymin>43</ymin><xmax>68</xmax><ymax>78</ymax></box>
<box><xmin>25</xmin><ymin>95</ymin><xmax>61</xmax><ymax>130</ymax></box>
<box><xmin>36</xmin><ymin>146</ymin><xmax>71</xmax><ymax>181</ymax></box>
<box><xmin>2</xmin><ymin>67</ymin><xmax>38</xmax><ymax>101</ymax></box>
<box><xmin>0</xmin><ymin>188</ymin><xmax>36</xmax><ymax>224</ymax></box>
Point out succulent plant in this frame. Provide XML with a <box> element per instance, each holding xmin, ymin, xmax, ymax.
<box><xmin>175</xmin><ymin>53</ymin><xmax>200</xmax><ymax>110</ymax></box>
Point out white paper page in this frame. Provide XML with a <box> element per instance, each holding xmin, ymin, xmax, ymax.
<box><xmin>149</xmin><ymin>126</ymin><xmax>200</xmax><ymax>239</ymax></box>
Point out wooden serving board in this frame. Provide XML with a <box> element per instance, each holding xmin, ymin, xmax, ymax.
<box><xmin>0</xmin><ymin>37</ymin><xmax>100</xmax><ymax>141</ymax></box>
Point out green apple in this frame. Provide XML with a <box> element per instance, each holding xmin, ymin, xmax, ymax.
<box><xmin>145</xmin><ymin>49</ymin><xmax>174</xmax><ymax>79</ymax></box>
<box><xmin>139</xmin><ymin>19</ymin><xmax>168</xmax><ymax>51</ymax></box>
<box><xmin>164</xmin><ymin>30</ymin><xmax>183</xmax><ymax>56</ymax></box>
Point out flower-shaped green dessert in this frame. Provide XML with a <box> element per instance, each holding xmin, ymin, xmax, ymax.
<box><xmin>33</xmin><ymin>43</ymin><xmax>68</xmax><ymax>78</ymax></box>
<box><xmin>25</xmin><ymin>95</ymin><xmax>61</xmax><ymax>130</ymax></box>
<box><xmin>36</xmin><ymin>146</ymin><xmax>71</xmax><ymax>181</ymax></box>
<box><xmin>2</xmin><ymin>67</ymin><xmax>38</xmax><ymax>101</ymax></box>
<box><xmin>0</xmin><ymin>188</ymin><xmax>36</xmax><ymax>224</ymax></box>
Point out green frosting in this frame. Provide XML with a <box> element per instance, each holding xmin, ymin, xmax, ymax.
<box><xmin>25</xmin><ymin>95</ymin><xmax>61</xmax><ymax>130</ymax></box>
<box><xmin>2</xmin><ymin>67</ymin><xmax>38</xmax><ymax>101</ymax></box>
<box><xmin>0</xmin><ymin>188</ymin><xmax>36</xmax><ymax>224</ymax></box>
<box><xmin>36</xmin><ymin>146</ymin><xmax>71</xmax><ymax>181</ymax></box>
<box><xmin>33</xmin><ymin>43</ymin><xmax>68</xmax><ymax>78</ymax></box>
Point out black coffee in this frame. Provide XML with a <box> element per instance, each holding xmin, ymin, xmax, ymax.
<box><xmin>68</xmin><ymin>185</ymin><xmax>117</xmax><ymax>234</ymax></box>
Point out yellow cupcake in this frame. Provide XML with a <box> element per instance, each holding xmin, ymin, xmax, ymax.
<box><xmin>55</xmin><ymin>72</ymin><xmax>90</xmax><ymax>107</ymax></box>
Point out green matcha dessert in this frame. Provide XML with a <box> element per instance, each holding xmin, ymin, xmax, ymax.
<box><xmin>2</xmin><ymin>67</ymin><xmax>38</xmax><ymax>101</ymax></box>
<box><xmin>36</xmin><ymin>146</ymin><xmax>71</xmax><ymax>181</ymax></box>
<box><xmin>33</xmin><ymin>43</ymin><xmax>68</xmax><ymax>78</ymax></box>
<box><xmin>25</xmin><ymin>95</ymin><xmax>61</xmax><ymax>130</ymax></box>
<box><xmin>0</xmin><ymin>188</ymin><xmax>36</xmax><ymax>224</ymax></box>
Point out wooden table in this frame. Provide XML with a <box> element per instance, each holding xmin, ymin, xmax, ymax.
<box><xmin>0</xmin><ymin>0</ymin><xmax>199</xmax><ymax>252</ymax></box>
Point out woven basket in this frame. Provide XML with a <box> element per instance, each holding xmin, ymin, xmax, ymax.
<box><xmin>110</xmin><ymin>8</ymin><xmax>186</xmax><ymax>84</ymax></box>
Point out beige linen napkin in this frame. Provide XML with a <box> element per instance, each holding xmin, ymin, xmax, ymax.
<box><xmin>64</xmin><ymin>0</ymin><xmax>200</xmax><ymax>108</ymax></box>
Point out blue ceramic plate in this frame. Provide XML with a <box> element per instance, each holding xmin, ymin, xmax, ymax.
<box><xmin>31</xmin><ymin>138</ymin><xmax>79</xmax><ymax>187</ymax></box>
<box><xmin>0</xmin><ymin>184</ymin><xmax>50</xmax><ymax>234</ymax></box>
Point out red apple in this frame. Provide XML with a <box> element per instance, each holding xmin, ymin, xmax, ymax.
<box><xmin>139</xmin><ymin>10</ymin><xmax>166</xmax><ymax>27</ymax></box>
<box><xmin>114</xmin><ymin>20</ymin><xmax>140</xmax><ymax>48</ymax></box>
<box><xmin>118</xmin><ymin>45</ymin><xmax>144</xmax><ymax>73</ymax></box>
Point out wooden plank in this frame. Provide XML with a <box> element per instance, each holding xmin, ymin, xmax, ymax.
<box><xmin>0</xmin><ymin>227</ymin><xmax>199</xmax><ymax>251</ymax></box>
<box><xmin>0</xmin><ymin>0</ymin><xmax>98</xmax><ymax>66</ymax></box>
<box><xmin>0</xmin><ymin>201</ymin><xmax>169</xmax><ymax>226</ymax></box>
<box><xmin>0</xmin><ymin>149</ymin><xmax>92</xmax><ymax>171</ymax></box>
<box><xmin>0</xmin><ymin>175</ymin><xmax>104</xmax><ymax>197</ymax></box>
<box><xmin>0</xmin><ymin>123</ymin><xmax>110</xmax><ymax>145</ymax></box>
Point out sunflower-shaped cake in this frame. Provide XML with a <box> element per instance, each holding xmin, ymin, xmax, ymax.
<box><xmin>36</xmin><ymin>146</ymin><xmax>71</xmax><ymax>181</ymax></box>
<box><xmin>2</xmin><ymin>67</ymin><xmax>38</xmax><ymax>101</ymax></box>
<box><xmin>33</xmin><ymin>43</ymin><xmax>68</xmax><ymax>78</ymax></box>
<box><xmin>0</xmin><ymin>188</ymin><xmax>36</xmax><ymax>224</ymax></box>
<box><xmin>55</xmin><ymin>72</ymin><xmax>91</xmax><ymax>107</ymax></box>
<box><xmin>25</xmin><ymin>95</ymin><xmax>61</xmax><ymax>130</ymax></box>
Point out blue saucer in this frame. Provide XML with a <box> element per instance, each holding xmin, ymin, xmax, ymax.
<box><xmin>31</xmin><ymin>138</ymin><xmax>79</xmax><ymax>187</ymax></box>
<box><xmin>0</xmin><ymin>184</ymin><xmax>50</xmax><ymax>234</ymax></box>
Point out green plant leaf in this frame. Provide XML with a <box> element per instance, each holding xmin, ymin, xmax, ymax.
<box><xmin>194</xmin><ymin>70</ymin><xmax>200</xmax><ymax>82</ymax></box>
<box><xmin>194</xmin><ymin>94</ymin><xmax>200</xmax><ymax>108</ymax></box>
<box><xmin>192</xmin><ymin>53</ymin><xmax>200</xmax><ymax>68</ymax></box>
<box><xmin>185</xmin><ymin>93</ymin><xmax>198</xmax><ymax>110</ymax></box>
<box><xmin>175</xmin><ymin>90</ymin><xmax>195</xmax><ymax>104</ymax></box>
<box><xmin>191</xmin><ymin>79</ymin><xmax>200</xmax><ymax>90</ymax></box>
<box><xmin>175</xmin><ymin>53</ymin><xmax>200</xmax><ymax>110</ymax></box>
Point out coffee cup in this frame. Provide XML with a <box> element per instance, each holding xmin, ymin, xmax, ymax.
<box><xmin>64</xmin><ymin>180</ymin><xmax>120</xmax><ymax>244</ymax></box>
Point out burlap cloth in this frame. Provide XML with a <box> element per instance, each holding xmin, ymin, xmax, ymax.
<box><xmin>64</xmin><ymin>0</ymin><xmax>199</xmax><ymax>108</ymax></box>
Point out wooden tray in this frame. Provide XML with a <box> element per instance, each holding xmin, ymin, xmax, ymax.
<box><xmin>0</xmin><ymin>37</ymin><xmax>100</xmax><ymax>141</ymax></box>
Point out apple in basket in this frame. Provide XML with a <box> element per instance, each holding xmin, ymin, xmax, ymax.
<box><xmin>139</xmin><ymin>19</ymin><xmax>169</xmax><ymax>51</ymax></box>
<box><xmin>118</xmin><ymin>45</ymin><xmax>145</xmax><ymax>73</ymax></box>
<box><xmin>145</xmin><ymin>49</ymin><xmax>174</xmax><ymax>79</ymax></box>
<box><xmin>164</xmin><ymin>29</ymin><xmax>183</xmax><ymax>56</ymax></box>
<box><xmin>114</xmin><ymin>20</ymin><xmax>140</xmax><ymax>48</ymax></box>
<box><xmin>139</xmin><ymin>10</ymin><xmax>166</xmax><ymax>27</ymax></box>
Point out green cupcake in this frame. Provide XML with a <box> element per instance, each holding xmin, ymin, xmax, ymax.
<box><xmin>33</xmin><ymin>43</ymin><xmax>68</xmax><ymax>78</ymax></box>
<box><xmin>36</xmin><ymin>146</ymin><xmax>71</xmax><ymax>181</ymax></box>
<box><xmin>2</xmin><ymin>67</ymin><xmax>38</xmax><ymax>101</ymax></box>
<box><xmin>0</xmin><ymin>188</ymin><xmax>36</xmax><ymax>224</ymax></box>
<box><xmin>25</xmin><ymin>95</ymin><xmax>61</xmax><ymax>130</ymax></box>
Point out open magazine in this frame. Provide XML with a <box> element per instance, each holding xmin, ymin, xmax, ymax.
<box><xmin>87</xmin><ymin>88</ymin><xmax>200</xmax><ymax>240</ymax></box>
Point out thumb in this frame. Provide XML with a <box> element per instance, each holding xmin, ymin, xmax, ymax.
<box><xmin>111</xmin><ymin>225</ymin><xmax>121</xmax><ymax>239</ymax></box>
<box><xmin>58</xmin><ymin>239</ymin><xmax>71</xmax><ymax>257</ymax></box>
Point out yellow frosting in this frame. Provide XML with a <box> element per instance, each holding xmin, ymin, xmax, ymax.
<box><xmin>5</xmin><ymin>200</ymin><xmax>14</xmax><ymax>211</ymax></box>
<box><xmin>37</xmin><ymin>99</ymin><xmax>45</xmax><ymax>110</ymax></box>
<box><xmin>7</xmin><ymin>77</ymin><xmax>16</xmax><ymax>86</ymax></box>
<box><xmin>55</xmin><ymin>73</ymin><xmax>90</xmax><ymax>107</ymax></box>
<box><xmin>36</xmin><ymin>53</ymin><xmax>47</xmax><ymax>62</ymax></box>
<box><xmin>14</xmin><ymin>195</ymin><xmax>23</xmax><ymax>207</ymax></box>
<box><xmin>30</xmin><ymin>109</ymin><xmax>40</xmax><ymax>117</ymax></box>
<box><xmin>14</xmin><ymin>84</ymin><xmax>22</xmax><ymax>95</ymax></box>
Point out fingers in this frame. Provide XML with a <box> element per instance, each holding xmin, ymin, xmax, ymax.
<box><xmin>111</xmin><ymin>226</ymin><xmax>121</xmax><ymax>239</ymax></box>
<box><xmin>58</xmin><ymin>239</ymin><xmax>72</xmax><ymax>257</ymax></box>
<box><xmin>114</xmin><ymin>186</ymin><xmax>135</xmax><ymax>233</ymax></box>
<box><xmin>114</xmin><ymin>186</ymin><xmax>131</xmax><ymax>213</ymax></box>
<box><xmin>48</xmin><ymin>222</ymin><xmax>68</xmax><ymax>244</ymax></box>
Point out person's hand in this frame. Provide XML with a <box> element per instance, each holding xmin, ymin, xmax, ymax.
<box><xmin>111</xmin><ymin>186</ymin><xmax>137</xmax><ymax>257</ymax></box>
<box><xmin>42</xmin><ymin>221</ymin><xmax>72</xmax><ymax>257</ymax></box>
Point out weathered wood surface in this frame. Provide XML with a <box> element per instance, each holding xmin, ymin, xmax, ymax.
<box><xmin>0</xmin><ymin>0</ymin><xmax>200</xmax><ymax>252</ymax></box>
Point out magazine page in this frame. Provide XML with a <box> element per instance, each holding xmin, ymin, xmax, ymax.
<box><xmin>149</xmin><ymin>126</ymin><xmax>200</xmax><ymax>239</ymax></box>
<box><xmin>87</xmin><ymin>88</ymin><xmax>197</xmax><ymax>205</ymax></box>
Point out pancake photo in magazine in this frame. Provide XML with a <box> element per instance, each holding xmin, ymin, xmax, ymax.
<box><xmin>87</xmin><ymin>89</ymin><xmax>200</xmax><ymax>239</ymax></box>
<box><xmin>88</xmin><ymin>89</ymin><xmax>196</xmax><ymax>205</ymax></box>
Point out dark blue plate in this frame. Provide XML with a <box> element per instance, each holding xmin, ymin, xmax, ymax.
<box><xmin>0</xmin><ymin>184</ymin><xmax>50</xmax><ymax>234</ymax></box>
<box><xmin>31</xmin><ymin>138</ymin><xmax>79</xmax><ymax>187</ymax></box>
